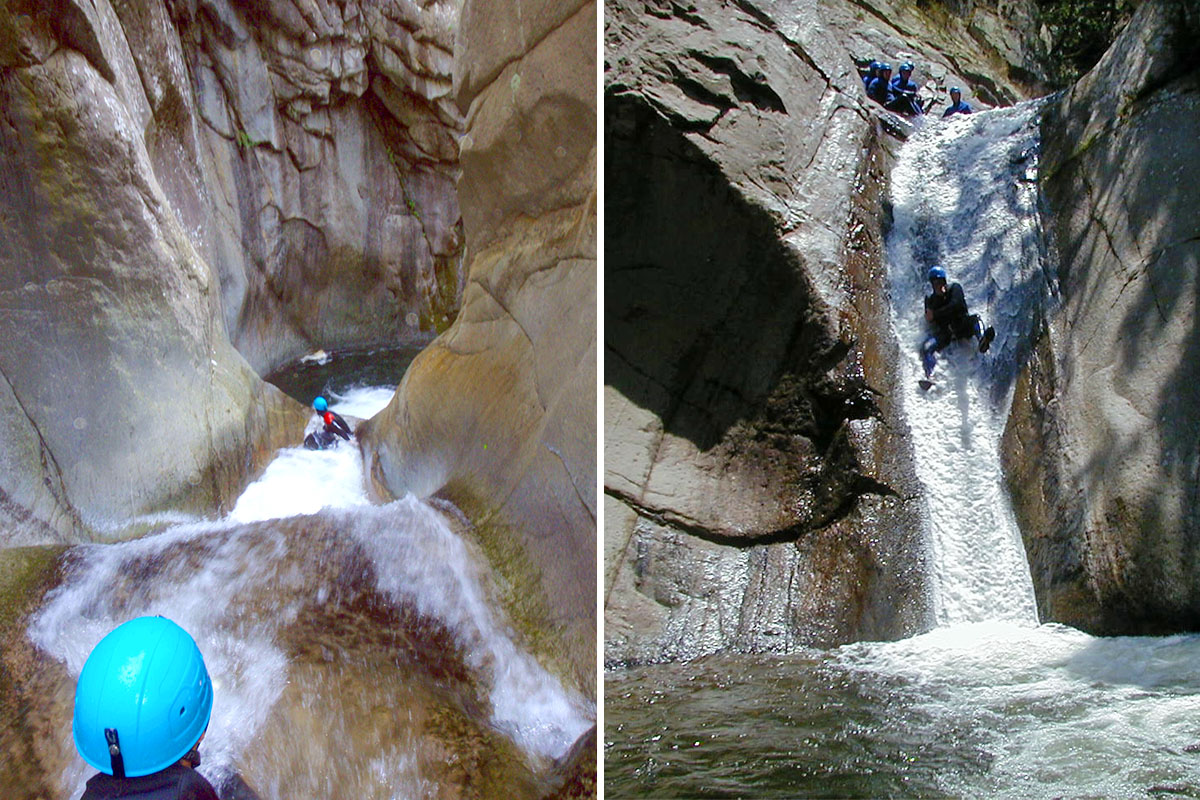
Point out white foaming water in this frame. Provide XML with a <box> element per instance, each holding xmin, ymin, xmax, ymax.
<box><xmin>833</xmin><ymin>621</ymin><xmax>1200</xmax><ymax>798</ymax></box>
<box><xmin>228</xmin><ymin>445</ymin><xmax>370</xmax><ymax>523</ymax></box>
<box><xmin>350</xmin><ymin>497</ymin><xmax>595</xmax><ymax>760</ymax></box>
<box><xmin>324</xmin><ymin>385</ymin><xmax>397</xmax><ymax>420</ymax></box>
<box><xmin>887</xmin><ymin>102</ymin><xmax>1051</xmax><ymax>626</ymax></box>
<box><xmin>29</xmin><ymin>385</ymin><xmax>591</xmax><ymax>795</ymax></box>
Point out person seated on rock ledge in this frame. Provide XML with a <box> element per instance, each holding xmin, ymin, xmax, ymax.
<box><xmin>304</xmin><ymin>395</ymin><xmax>353</xmax><ymax>450</ymax></box>
<box><xmin>73</xmin><ymin>616</ymin><xmax>220</xmax><ymax>800</ymax></box>
<box><xmin>888</xmin><ymin>62</ymin><xmax>925</xmax><ymax>115</ymax></box>
<box><xmin>861</xmin><ymin>60</ymin><xmax>882</xmax><ymax>89</ymax></box>
<box><xmin>920</xmin><ymin>265</ymin><xmax>995</xmax><ymax>387</ymax></box>
<box><xmin>866</xmin><ymin>63</ymin><xmax>896</xmax><ymax>106</ymax></box>
<box><xmin>943</xmin><ymin>87</ymin><xmax>973</xmax><ymax>117</ymax></box>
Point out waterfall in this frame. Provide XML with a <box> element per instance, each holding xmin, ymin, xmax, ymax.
<box><xmin>27</xmin><ymin>388</ymin><xmax>592</xmax><ymax>797</ymax></box>
<box><xmin>886</xmin><ymin>102</ymin><xmax>1054</xmax><ymax>627</ymax></box>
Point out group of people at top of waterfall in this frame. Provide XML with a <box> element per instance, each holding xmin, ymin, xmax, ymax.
<box><xmin>860</xmin><ymin>59</ymin><xmax>973</xmax><ymax>118</ymax></box>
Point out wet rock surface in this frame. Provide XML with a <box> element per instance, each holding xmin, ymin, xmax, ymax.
<box><xmin>361</xmin><ymin>0</ymin><xmax>597</xmax><ymax>696</ymax></box>
<box><xmin>1004</xmin><ymin>0</ymin><xmax>1200</xmax><ymax>634</ymax></box>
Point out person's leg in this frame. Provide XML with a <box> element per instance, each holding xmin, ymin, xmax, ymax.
<box><xmin>921</xmin><ymin>336</ymin><xmax>938</xmax><ymax>377</ymax></box>
<box><xmin>921</xmin><ymin>328</ymin><xmax>952</xmax><ymax>377</ymax></box>
<box><xmin>970</xmin><ymin>314</ymin><xmax>996</xmax><ymax>352</ymax></box>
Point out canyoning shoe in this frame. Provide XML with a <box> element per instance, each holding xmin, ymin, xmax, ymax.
<box><xmin>979</xmin><ymin>326</ymin><xmax>995</xmax><ymax>353</ymax></box>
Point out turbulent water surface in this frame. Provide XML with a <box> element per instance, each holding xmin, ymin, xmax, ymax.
<box><xmin>605</xmin><ymin>103</ymin><xmax>1200</xmax><ymax>798</ymax></box>
<box><xmin>606</xmin><ymin>623</ymin><xmax>1200</xmax><ymax>798</ymax></box>
<box><xmin>27</xmin><ymin>386</ymin><xmax>593</xmax><ymax>799</ymax></box>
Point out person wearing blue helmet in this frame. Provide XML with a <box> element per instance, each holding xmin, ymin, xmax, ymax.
<box><xmin>74</xmin><ymin>616</ymin><xmax>218</xmax><ymax>799</ymax></box>
<box><xmin>866</xmin><ymin>63</ymin><xmax>896</xmax><ymax>106</ymax></box>
<box><xmin>943</xmin><ymin>86</ymin><xmax>973</xmax><ymax>117</ymax></box>
<box><xmin>304</xmin><ymin>395</ymin><xmax>353</xmax><ymax>450</ymax></box>
<box><xmin>862</xmin><ymin>60</ymin><xmax>881</xmax><ymax>89</ymax></box>
<box><xmin>920</xmin><ymin>265</ymin><xmax>995</xmax><ymax>388</ymax></box>
<box><xmin>888</xmin><ymin>62</ymin><xmax>924</xmax><ymax>115</ymax></box>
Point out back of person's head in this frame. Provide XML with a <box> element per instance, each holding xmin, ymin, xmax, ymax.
<box><xmin>73</xmin><ymin>617</ymin><xmax>213</xmax><ymax>779</ymax></box>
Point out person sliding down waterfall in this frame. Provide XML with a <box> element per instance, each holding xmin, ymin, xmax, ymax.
<box><xmin>919</xmin><ymin>265</ymin><xmax>995</xmax><ymax>390</ymax></box>
<box><xmin>304</xmin><ymin>395</ymin><xmax>353</xmax><ymax>450</ymax></box>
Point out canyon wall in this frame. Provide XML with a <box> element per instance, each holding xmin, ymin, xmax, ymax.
<box><xmin>1004</xmin><ymin>0</ymin><xmax>1200</xmax><ymax>634</ymax></box>
<box><xmin>361</xmin><ymin>0</ymin><xmax>597</xmax><ymax>694</ymax></box>
<box><xmin>0</xmin><ymin>0</ymin><xmax>468</xmax><ymax>538</ymax></box>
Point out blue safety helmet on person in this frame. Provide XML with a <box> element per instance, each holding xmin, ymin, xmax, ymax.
<box><xmin>73</xmin><ymin>616</ymin><xmax>213</xmax><ymax>779</ymax></box>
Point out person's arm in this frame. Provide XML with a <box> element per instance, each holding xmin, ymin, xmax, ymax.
<box><xmin>179</xmin><ymin>769</ymin><xmax>220</xmax><ymax>800</ymax></box>
<box><xmin>930</xmin><ymin>283</ymin><xmax>968</xmax><ymax>323</ymax></box>
<box><xmin>329</xmin><ymin>412</ymin><xmax>353</xmax><ymax>440</ymax></box>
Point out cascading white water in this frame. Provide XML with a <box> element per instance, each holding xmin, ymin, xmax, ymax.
<box><xmin>28</xmin><ymin>388</ymin><xmax>592</xmax><ymax>796</ymax></box>
<box><xmin>886</xmin><ymin>102</ymin><xmax>1053</xmax><ymax>626</ymax></box>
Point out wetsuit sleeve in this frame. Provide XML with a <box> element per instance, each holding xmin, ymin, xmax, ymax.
<box><xmin>329</xmin><ymin>412</ymin><xmax>353</xmax><ymax>440</ymax></box>
<box><xmin>178</xmin><ymin>770</ymin><xmax>220</xmax><ymax>800</ymax></box>
<box><xmin>929</xmin><ymin>283</ymin><xmax>968</xmax><ymax>324</ymax></box>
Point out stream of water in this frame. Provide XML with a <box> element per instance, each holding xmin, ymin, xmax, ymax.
<box><xmin>27</xmin><ymin>386</ymin><xmax>593</xmax><ymax>798</ymax></box>
<box><xmin>605</xmin><ymin>104</ymin><xmax>1200</xmax><ymax>798</ymax></box>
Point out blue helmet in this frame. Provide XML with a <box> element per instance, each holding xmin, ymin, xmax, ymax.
<box><xmin>869</xmin><ymin>60</ymin><xmax>881</xmax><ymax>71</ymax></box>
<box><xmin>900</xmin><ymin>62</ymin><xmax>914</xmax><ymax>72</ymax></box>
<box><xmin>313</xmin><ymin>396</ymin><xmax>328</xmax><ymax>412</ymax></box>
<box><xmin>928</xmin><ymin>265</ymin><xmax>947</xmax><ymax>282</ymax></box>
<box><xmin>73</xmin><ymin>617</ymin><xmax>213</xmax><ymax>778</ymax></box>
<box><xmin>950</xmin><ymin>86</ymin><xmax>962</xmax><ymax>95</ymax></box>
<box><xmin>879</xmin><ymin>62</ymin><xmax>891</xmax><ymax>72</ymax></box>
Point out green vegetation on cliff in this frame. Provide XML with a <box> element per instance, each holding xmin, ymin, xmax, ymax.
<box><xmin>1037</xmin><ymin>0</ymin><xmax>1133</xmax><ymax>85</ymax></box>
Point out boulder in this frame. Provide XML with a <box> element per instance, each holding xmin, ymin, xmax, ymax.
<box><xmin>1004</xmin><ymin>0</ymin><xmax>1200</xmax><ymax>633</ymax></box>
<box><xmin>0</xmin><ymin>40</ymin><xmax>302</xmax><ymax>537</ymax></box>
<box><xmin>360</xmin><ymin>0</ymin><xmax>596</xmax><ymax>695</ymax></box>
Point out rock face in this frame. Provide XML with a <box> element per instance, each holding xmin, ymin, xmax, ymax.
<box><xmin>604</xmin><ymin>0</ymin><xmax>1047</xmax><ymax>665</ymax></box>
<box><xmin>360</xmin><ymin>0</ymin><xmax>596</xmax><ymax>694</ymax></box>
<box><xmin>140</xmin><ymin>0</ymin><xmax>467</xmax><ymax>371</ymax></box>
<box><xmin>0</xmin><ymin>0</ymin><xmax>472</xmax><ymax>540</ymax></box>
<box><xmin>1004</xmin><ymin>0</ymin><xmax>1200</xmax><ymax>634</ymax></box>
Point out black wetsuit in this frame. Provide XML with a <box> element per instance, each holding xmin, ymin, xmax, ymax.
<box><xmin>80</xmin><ymin>764</ymin><xmax>218</xmax><ymax>800</ymax></box>
<box><xmin>888</xmin><ymin>75</ymin><xmax>924</xmax><ymax>115</ymax></box>
<box><xmin>943</xmin><ymin>100</ymin><xmax>972</xmax><ymax>117</ymax></box>
<box><xmin>304</xmin><ymin>410</ymin><xmax>353</xmax><ymax>450</ymax></box>
<box><xmin>922</xmin><ymin>281</ymin><xmax>984</xmax><ymax>377</ymax></box>
<box><xmin>924</xmin><ymin>282</ymin><xmax>979</xmax><ymax>346</ymax></box>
